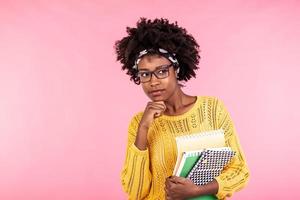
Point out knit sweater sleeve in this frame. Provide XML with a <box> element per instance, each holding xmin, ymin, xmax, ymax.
<box><xmin>120</xmin><ymin>112</ymin><xmax>152</xmax><ymax>200</ymax></box>
<box><xmin>214</xmin><ymin>99</ymin><xmax>250</xmax><ymax>199</ymax></box>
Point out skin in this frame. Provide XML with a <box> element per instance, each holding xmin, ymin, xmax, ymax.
<box><xmin>133</xmin><ymin>54</ymin><xmax>219</xmax><ymax>199</ymax></box>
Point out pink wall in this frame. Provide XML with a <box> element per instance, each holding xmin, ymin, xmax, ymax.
<box><xmin>0</xmin><ymin>1</ymin><xmax>299</xmax><ymax>199</ymax></box>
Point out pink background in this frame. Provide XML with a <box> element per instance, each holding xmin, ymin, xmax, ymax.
<box><xmin>0</xmin><ymin>1</ymin><xmax>299</xmax><ymax>199</ymax></box>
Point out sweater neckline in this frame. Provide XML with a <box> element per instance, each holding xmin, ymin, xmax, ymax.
<box><xmin>160</xmin><ymin>96</ymin><xmax>200</xmax><ymax>120</ymax></box>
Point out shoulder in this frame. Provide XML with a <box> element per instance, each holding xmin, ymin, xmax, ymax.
<box><xmin>126</xmin><ymin>111</ymin><xmax>144</xmax><ymax>133</ymax></box>
<box><xmin>128</xmin><ymin>111</ymin><xmax>144</xmax><ymax>125</ymax></box>
<box><xmin>197</xmin><ymin>96</ymin><xmax>228</xmax><ymax>112</ymax></box>
<box><xmin>197</xmin><ymin>95</ymin><xmax>224</xmax><ymax>104</ymax></box>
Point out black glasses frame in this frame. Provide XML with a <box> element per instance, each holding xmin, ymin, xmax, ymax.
<box><xmin>137</xmin><ymin>64</ymin><xmax>173</xmax><ymax>83</ymax></box>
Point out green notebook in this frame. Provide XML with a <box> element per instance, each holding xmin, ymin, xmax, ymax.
<box><xmin>178</xmin><ymin>151</ymin><xmax>217</xmax><ymax>200</ymax></box>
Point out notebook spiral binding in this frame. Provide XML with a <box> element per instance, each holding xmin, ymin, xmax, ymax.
<box><xmin>176</xmin><ymin>129</ymin><xmax>224</xmax><ymax>142</ymax></box>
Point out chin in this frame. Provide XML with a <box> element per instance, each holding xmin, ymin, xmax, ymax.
<box><xmin>149</xmin><ymin>95</ymin><xmax>165</xmax><ymax>102</ymax></box>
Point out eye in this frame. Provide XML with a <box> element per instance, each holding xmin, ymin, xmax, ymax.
<box><xmin>157</xmin><ymin>68</ymin><xmax>168</xmax><ymax>74</ymax></box>
<box><xmin>138</xmin><ymin>71</ymin><xmax>150</xmax><ymax>77</ymax></box>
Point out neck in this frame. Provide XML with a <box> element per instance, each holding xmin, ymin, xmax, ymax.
<box><xmin>164</xmin><ymin>88</ymin><xmax>193</xmax><ymax>115</ymax></box>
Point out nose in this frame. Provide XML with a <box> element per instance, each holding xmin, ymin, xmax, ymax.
<box><xmin>149</xmin><ymin>73</ymin><xmax>160</xmax><ymax>87</ymax></box>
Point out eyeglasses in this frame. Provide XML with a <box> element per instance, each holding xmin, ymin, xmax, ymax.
<box><xmin>137</xmin><ymin>64</ymin><xmax>173</xmax><ymax>83</ymax></box>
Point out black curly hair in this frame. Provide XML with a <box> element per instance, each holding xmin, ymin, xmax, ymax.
<box><xmin>114</xmin><ymin>17</ymin><xmax>200</xmax><ymax>85</ymax></box>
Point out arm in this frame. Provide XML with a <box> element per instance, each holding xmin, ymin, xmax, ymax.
<box><xmin>214</xmin><ymin>99</ymin><xmax>250</xmax><ymax>199</ymax></box>
<box><xmin>120</xmin><ymin>112</ymin><xmax>152</xmax><ymax>200</ymax></box>
<box><xmin>193</xmin><ymin>179</ymin><xmax>219</xmax><ymax>196</ymax></box>
<box><xmin>165</xmin><ymin>177</ymin><xmax>219</xmax><ymax>199</ymax></box>
<box><xmin>121</xmin><ymin>101</ymin><xmax>166</xmax><ymax>199</ymax></box>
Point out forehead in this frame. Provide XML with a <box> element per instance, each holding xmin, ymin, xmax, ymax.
<box><xmin>137</xmin><ymin>54</ymin><xmax>171</xmax><ymax>71</ymax></box>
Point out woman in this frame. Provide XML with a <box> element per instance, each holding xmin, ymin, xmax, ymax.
<box><xmin>114</xmin><ymin>18</ymin><xmax>250</xmax><ymax>200</ymax></box>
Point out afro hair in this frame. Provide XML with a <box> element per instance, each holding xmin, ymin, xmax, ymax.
<box><xmin>114</xmin><ymin>17</ymin><xmax>200</xmax><ymax>85</ymax></box>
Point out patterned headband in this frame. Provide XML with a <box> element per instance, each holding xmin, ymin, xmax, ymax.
<box><xmin>132</xmin><ymin>48</ymin><xmax>179</xmax><ymax>70</ymax></box>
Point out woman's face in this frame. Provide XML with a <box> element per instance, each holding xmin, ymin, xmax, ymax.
<box><xmin>137</xmin><ymin>54</ymin><xmax>179</xmax><ymax>102</ymax></box>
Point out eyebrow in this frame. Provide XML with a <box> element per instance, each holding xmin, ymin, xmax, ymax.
<box><xmin>138</xmin><ymin>64</ymin><xmax>171</xmax><ymax>71</ymax></box>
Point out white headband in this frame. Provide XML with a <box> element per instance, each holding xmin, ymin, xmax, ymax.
<box><xmin>132</xmin><ymin>48</ymin><xmax>179</xmax><ymax>70</ymax></box>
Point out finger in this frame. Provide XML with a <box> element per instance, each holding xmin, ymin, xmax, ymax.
<box><xmin>169</xmin><ymin>179</ymin><xmax>178</xmax><ymax>184</ymax></box>
<box><xmin>166</xmin><ymin>181</ymin><xmax>177</xmax><ymax>191</ymax></box>
<box><xmin>147</xmin><ymin>107</ymin><xmax>164</xmax><ymax>115</ymax></box>
<box><xmin>151</xmin><ymin>100</ymin><xmax>165</xmax><ymax>105</ymax></box>
<box><xmin>147</xmin><ymin>103</ymin><xmax>166</xmax><ymax>111</ymax></box>
<box><xmin>173</xmin><ymin>176</ymin><xmax>186</xmax><ymax>184</ymax></box>
<box><xmin>154</xmin><ymin>112</ymin><xmax>162</xmax><ymax>118</ymax></box>
<box><xmin>165</xmin><ymin>187</ymin><xmax>172</xmax><ymax>200</ymax></box>
<box><xmin>165</xmin><ymin>179</ymin><xmax>172</xmax><ymax>189</ymax></box>
<box><xmin>148</xmin><ymin>101</ymin><xmax>166</xmax><ymax>111</ymax></box>
<box><xmin>164</xmin><ymin>187</ymin><xmax>170</xmax><ymax>195</ymax></box>
<box><xmin>146</xmin><ymin>104</ymin><xmax>166</xmax><ymax>113</ymax></box>
<box><xmin>155</xmin><ymin>102</ymin><xmax>167</xmax><ymax>111</ymax></box>
<box><xmin>169</xmin><ymin>176</ymin><xmax>179</xmax><ymax>184</ymax></box>
<box><xmin>153</xmin><ymin>100</ymin><xmax>166</xmax><ymax>107</ymax></box>
<box><xmin>148</xmin><ymin>107</ymin><xmax>165</xmax><ymax>118</ymax></box>
<box><xmin>147</xmin><ymin>101</ymin><xmax>165</xmax><ymax>106</ymax></box>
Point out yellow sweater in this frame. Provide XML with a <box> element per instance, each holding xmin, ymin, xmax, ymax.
<box><xmin>121</xmin><ymin>96</ymin><xmax>250</xmax><ymax>199</ymax></box>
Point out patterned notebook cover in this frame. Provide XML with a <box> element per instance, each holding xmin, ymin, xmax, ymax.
<box><xmin>173</xmin><ymin>129</ymin><xmax>225</xmax><ymax>175</ymax></box>
<box><xmin>187</xmin><ymin>147</ymin><xmax>235</xmax><ymax>186</ymax></box>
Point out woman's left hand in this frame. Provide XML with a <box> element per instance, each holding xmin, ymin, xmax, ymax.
<box><xmin>165</xmin><ymin>176</ymin><xmax>199</xmax><ymax>200</ymax></box>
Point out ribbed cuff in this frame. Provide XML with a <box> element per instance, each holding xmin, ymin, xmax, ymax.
<box><xmin>215</xmin><ymin>176</ymin><xmax>234</xmax><ymax>199</ymax></box>
<box><xmin>214</xmin><ymin>176</ymin><xmax>225</xmax><ymax>199</ymax></box>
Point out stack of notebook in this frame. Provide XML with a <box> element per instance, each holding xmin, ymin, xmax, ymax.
<box><xmin>173</xmin><ymin>129</ymin><xmax>235</xmax><ymax>200</ymax></box>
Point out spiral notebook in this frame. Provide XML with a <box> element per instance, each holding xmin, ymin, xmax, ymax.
<box><xmin>173</xmin><ymin>129</ymin><xmax>230</xmax><ymax>200</ymax></box>
<box><xmin>175</xmin><ymin>148</ymin><xmax>235</xmax><ymax>199</ymax></box>
<box><xmin>173</xmin><ymin>129</ymin><xmax>225</xmax><ymax>176</ymax></box>
<box><xmin>187</xmin><ymin>147</ymin><xmax>235</xmax><ymax>186</ymax></box>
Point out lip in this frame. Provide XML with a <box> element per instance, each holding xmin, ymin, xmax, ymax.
<box><xmin>150</xmin><ymin>89</ymin><xmax>165</xmax><ymax>97</ymax></box>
